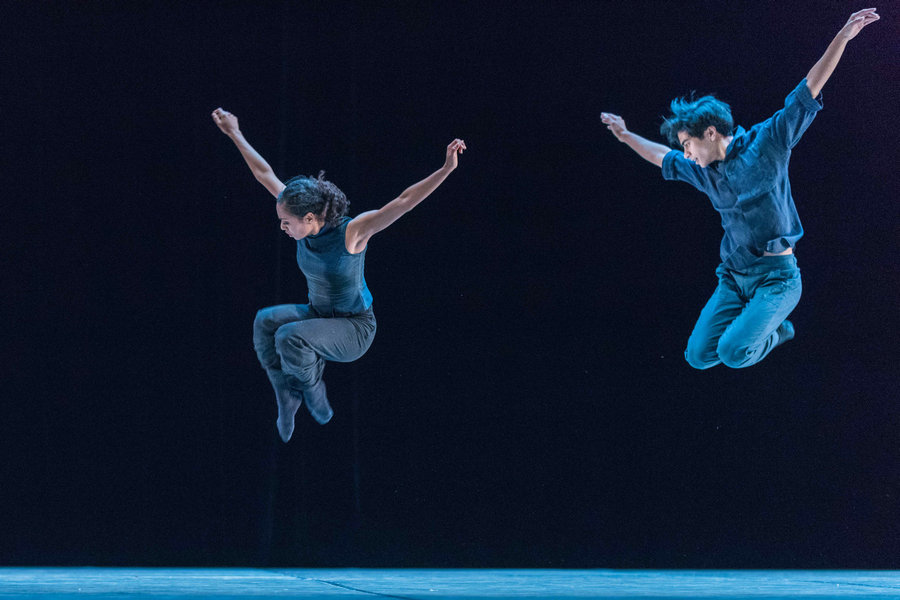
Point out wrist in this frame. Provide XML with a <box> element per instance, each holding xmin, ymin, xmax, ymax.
<box><xmin>832</xmin><ymin>32</ymin><xmax>852</xmax><ymax>46</ymax></box>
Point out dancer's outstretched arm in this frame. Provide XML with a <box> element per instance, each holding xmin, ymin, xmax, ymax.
<box><xmin>211</xmin><ymin>107</ymin><xmax>285</xmax><ymax>198</ymax></box>
<box><xmin>806</xmin><ymin>8</ymin><xmax>880</xmax><ymax>98</ymax></box>
<box><xmin>344</xmin><ymin>139</ymin><xmax>466</xmax><ymax>254</ymax></box>
<box><xmin>600</xmin><ymin>113</ymin><xmax>670</xmax><ymax>167</ymax></box>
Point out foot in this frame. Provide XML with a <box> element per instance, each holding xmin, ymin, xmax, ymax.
<box><xmin>266</xmin><ymin>369</ymin><xmax>303</xmax><ymax>442</ymax></box>
<box><xmin>775</xmin><ymin>319</ymin><xmax>795</xmax><ymax>347</ymax></box>
<box><xmin>303</xmin><ymin>379</ymin><xmax>333</xmax><ymax>425</ymax></box>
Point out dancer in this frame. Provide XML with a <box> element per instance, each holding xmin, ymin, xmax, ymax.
<box><xmin>212</xmin><ymin>107</ymin><xmax>465</xmax><ymax>440</ymax></box>
<box><xmin>601</xmin><ymin>8</ymin><xmax>879</xmax><ymax>369</ymax></box>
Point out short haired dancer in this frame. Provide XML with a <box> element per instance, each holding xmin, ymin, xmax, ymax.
<box><xmin>601</xmin><ymin>9</ymin><xmax>879</xmax><ymax>369</ymax></box>
<box><xmin>212</xmin><ymin>107</ymin><xmax>465</xmax><ymax>440</ymax></box>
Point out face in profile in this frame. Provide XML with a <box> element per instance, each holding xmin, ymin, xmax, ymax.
<box><xmin>276</xmin><ymin>202</ymin><xmax>320</xmax><ymax>240</ymax></box>
<box><xmin>678</xmin><ymin>128</ymin><xmax>720</xmax><ymax>168</ymax></box>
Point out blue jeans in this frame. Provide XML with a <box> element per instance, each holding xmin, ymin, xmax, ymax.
<box><xmin>253</xmin><ymin>304</ymin><xmax>376</xmax><ymax>388</ymax></box>
<box><xmin>685</xmin><ymin>255</ymin><xmax>801</xmax><ymax>369</ymax></box>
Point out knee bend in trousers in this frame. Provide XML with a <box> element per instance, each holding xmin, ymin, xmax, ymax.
<box><xmin>684</xmin><ymin>346</ymin><xmax>718</xmax><ymax>370</ymax></box>
<box><xmin>716</xmin><ymin>337</ymin><xmax>753</xmax><ymax>369</ymax></box>
<box><xmin>684</xmin><ymin>335</ymin><xmax>720</xmax><ymax>370</ymax></box>
<box><xmin>273</xmin><ymin>326</ymin><xmax>305</xmax><ymax>357</ymax></box>
<box><xmin>254</xmin><ymin>307</ymin><xmax>281</xmax><ymax>337</ymax></box>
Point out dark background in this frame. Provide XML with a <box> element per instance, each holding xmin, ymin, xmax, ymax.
<box><xmin>2</xmin><ymin>0</ymin><xmax>898</xmax><ymax>568</ymax></box>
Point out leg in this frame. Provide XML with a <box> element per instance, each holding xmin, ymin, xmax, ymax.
<box><xmin>274</xmin><ymin>312</ymin><xmax>376</xmax><ymax>424</ymax></box>
<box><xmin>253</xmin><ymin>304</ymin><xmax>315</xmax><ymax>370</ymax></box>
<box><xmin>253</xmin><ymin>304</ymin><xmax>315</xmax><ymax>441</ymax></box>
<box><xmin>684</xmin><ymin>267</ymin><xmax>746</xmax><ymax>370</ymax></box>
<box><xmin>717</xmin><ymin>269</ymin><xmax>802</xmax><ymax>368</ymax></box>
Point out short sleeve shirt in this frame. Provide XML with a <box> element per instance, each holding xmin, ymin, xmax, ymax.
<box><xmin>661</xmin><ymin>79</ymin><xmax>823</xmax><ymax>269</ymax></box>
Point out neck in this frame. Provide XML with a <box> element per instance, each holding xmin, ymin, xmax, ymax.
<box><xmin>717</xmin><ymin>135</ymin><xmax>734</xmax><ymax>161</ymax></box>
<box><xmin>309</xmin><ymin>219</ymin><xmax>328</xmax><ymax>237</ymax></box>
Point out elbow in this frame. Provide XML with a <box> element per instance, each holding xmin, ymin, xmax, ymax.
<box><xmin>395</xmin><ymin>193</ymin><xmax>415</xmax><ymax>212</ymax></box>
<box><xmin>252</xmin><ymin>167</ymin><xmax>274</xmax><ymax>182</ymax></box>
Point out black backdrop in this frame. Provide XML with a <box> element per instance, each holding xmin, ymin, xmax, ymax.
<box><xmin>3</xmin><ymin>1</ymin><xmax>898</xmax><ymax>567</ymax></box>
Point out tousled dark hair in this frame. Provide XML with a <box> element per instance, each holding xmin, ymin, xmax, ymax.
<box><xmin>278</xmin><ymin>171</ymin><xmax>349</xmax><ymax>226</ymax></box>
<box><xmin>660</xmin><ymin>93</ymin><xmax>734</xmax><ymax>148</ymax></box>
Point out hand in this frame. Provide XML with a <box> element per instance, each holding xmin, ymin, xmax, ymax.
<box><xmin>837</xmin><ymin>8</ymin><xmax>880</xmax><ymax>41</ymax></box>
<box><xmin>211</xmin><ymin>107</ymin><xmax>240</xmax><ymax>136</ymax></box>
<box><xmin>443</xmin><ymin>138</ymin><xmax>467</xmax><ymax>170</ymax></box>
<box><xmin>601</xmin><ymin>112</ymin><xmax>629</xmax><ymax>142</ymax></box>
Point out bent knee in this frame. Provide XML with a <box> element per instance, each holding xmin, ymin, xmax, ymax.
<box><xmin>716</xmin><ymin>341</ymin><xmax>752</xmax><ymax>369</ymax></box>
<box><xmin>253</xmin><ymin>308</ymin><xmax>275</xmax><ymax>334</ymax></box>
<box><xmin>684</xmin><ymin>346</ymin><xmax>718</xmax><ymax>370</ymax></box>
<box><xmin>273</xmin><ymin>325</ymin><xmax>293</xmax><ymax>350</ymax></box>
<box><xmin>684</xmin><ymin>351</ymin><xmax>720</xmax><ymax>371</ymax></box>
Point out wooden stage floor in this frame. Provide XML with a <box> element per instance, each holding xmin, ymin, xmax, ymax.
<box><xmin>1</xmin><ymin>568</ymin><xmax>899</xmax><ymax>598</ymax></box>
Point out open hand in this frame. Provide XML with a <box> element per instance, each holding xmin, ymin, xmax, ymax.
<box><xmin>211</xmin><ymin>107</ymin><xmax>240</xmax><ymax>135</ymax></box>
<box><xmin>838</xmin><ymin>8</ymin><xmax>880</xmax><ymax>41</ymax></box>
<box><xmin>444</xmin><ymin>138</ymin><xmax>467</xmax><ymax>170</ymax></box>
<box><xmin>601</xmin><ymin>112</ymin><xmax>629</xmax><ymax>142</ymax></box>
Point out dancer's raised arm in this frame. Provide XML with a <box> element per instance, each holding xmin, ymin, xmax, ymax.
<box><xmin>211</xmin><ymin>107</ymin><xmax>285</xmax><ymax>198</ymax></box>
<box><xmin>806</xmin><ymin>8</ymin><xmax>880</xmax><ymax>98</ymax></box>
<box><xmin>600</xmin><ymin>112</ymin><xmax>671</xmax><ymax>167</ymax></box>
<box><xmin>344</xmin><ymin>139</ymin><xmax>466</xmax><ymax>254</ymax></box>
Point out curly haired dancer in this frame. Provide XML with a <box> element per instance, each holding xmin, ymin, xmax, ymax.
<box><xmin>213</xmin><ymin>107</ymin><xmax>465</xmax><ymax>440</ymax></box>
<box><xmin>601</xmin><ymin>9</ymin><xmax>879</xmax><ymax>369</ymax></box>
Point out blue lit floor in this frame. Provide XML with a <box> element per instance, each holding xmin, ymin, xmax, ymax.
<box><xmin>1</xmin><ymin>568</ymin><xmax>899</xmax><ymax>598</ymax></box>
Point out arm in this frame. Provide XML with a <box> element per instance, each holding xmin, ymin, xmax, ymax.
<box><xmin>344</xmin><ymin>139</ymin><xmax>466</xmax><ymax>254</ymax></box>
<box><xmin>211</xmin><ymin>107</ymin><xmax>286</xmax><ymax>198</ymax></box>
<box><xmin>806</xmin><ymin>8</ymin><xmax>880</xmax><ymax>97</ymax></box>
<box><xmin>600</xmin><ymin>113</ymin><xmax>670</xmax><ymax>168</ymax></box>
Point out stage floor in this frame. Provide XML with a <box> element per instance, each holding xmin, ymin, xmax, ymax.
<box><xmin>1</xmin><ymin>568</ymin><xmax>899</xmax><ymax>598</ymax></box>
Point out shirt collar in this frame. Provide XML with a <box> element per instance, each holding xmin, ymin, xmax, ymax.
<box><xmin>724</xmin><ymin>125</ymin><xmax>748</xmax><ymax>159</ymax></box>
<box><xmin>307</xmin><ymin>222</ymin><xmax>333</xmax><ymax>240</ymax></box>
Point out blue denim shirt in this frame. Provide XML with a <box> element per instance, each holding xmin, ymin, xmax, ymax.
<box><xmin>662</xmin><ymin>79</ymin><xmax>823</xmax><ymax>269</ymax></box>
<box><xmin>296</xmin><ymin>216</ymin><xmax>373</xmax><ymax>317</ymax></box>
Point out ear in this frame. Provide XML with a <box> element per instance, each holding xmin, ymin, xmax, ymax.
<box><xmin>704</xmin><ymin>126</ymin><xmax>718</xmax><ymax>140</ymax></box>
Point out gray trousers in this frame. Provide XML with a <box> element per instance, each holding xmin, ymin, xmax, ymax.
<box><xmin>253</xmin><ymin>304</ymin><xmax>376</xmax><ymax>388</ymax></box>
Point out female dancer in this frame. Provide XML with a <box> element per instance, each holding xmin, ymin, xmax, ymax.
<box><xmin>212</xmin><ymin>107</ymin><xmax>465</xmax><ymax>441</ymax></box>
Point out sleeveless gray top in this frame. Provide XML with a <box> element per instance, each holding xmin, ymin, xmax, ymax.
<box><xmin>296</xmin><ymin>216</ymin><xmax>373</xmax><ymax>316</ymax></box>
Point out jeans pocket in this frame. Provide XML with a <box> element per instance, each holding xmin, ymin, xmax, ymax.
<box><xmin>759</xmin><ymin>270</ymin><xmax>801</xmax><ymax>304</ymax></box>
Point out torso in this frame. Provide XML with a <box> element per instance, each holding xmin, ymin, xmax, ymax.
<box><xmin>296</xmin><ymin>217</ymin><xmax>373</xmax><ymax>316</ymax></box>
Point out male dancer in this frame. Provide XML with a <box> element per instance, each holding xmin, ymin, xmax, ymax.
<box><xmin>601</xmin><ymin>8</ymin><xmax>879</xmax><ymax>369</ymax></box>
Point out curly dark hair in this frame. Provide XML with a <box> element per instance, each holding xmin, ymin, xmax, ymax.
<box><xmin>660</xmin><ymin>93</ymin><xmax>734</xmax><ymax>148</ymax></box>
<box><xmin>277</xmin><ymin>171</ymin><xmax>350</xmax><ymax>226</ymax></box>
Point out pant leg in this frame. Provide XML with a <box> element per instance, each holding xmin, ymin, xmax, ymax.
<box><xmin>716</xmin><ymin>267</ymin><xmax>801</xmax><ymax>368</ymax></box>
<box><xmin>684</xmin><ymin>266</ymin><xmax>747</xmax><ymax>370</ymax></box>
<box><xmin>253</xmin><ymin>304</ymin><xmax>315</xmax><ymax>370</ymax></box>
<box><xmin>274</xmin><ymin>311</ymin><xmax>376</xmax><ymax>388</ymax></box>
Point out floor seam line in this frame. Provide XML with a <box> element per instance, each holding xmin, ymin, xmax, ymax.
<box><xmin>265</xmin><ymin>569</ymin><xmax>421</xmax><ymax>600</ymax></box>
